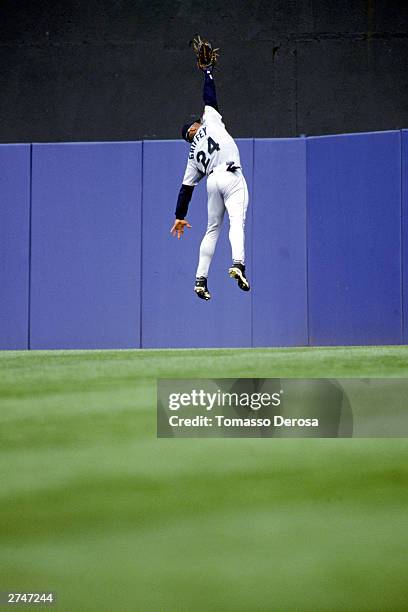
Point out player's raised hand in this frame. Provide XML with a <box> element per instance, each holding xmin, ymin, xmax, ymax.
<box><xmin>171</xmin><ymin>219</ymin><xmax>192</xmax><ymax>239</ymax></box>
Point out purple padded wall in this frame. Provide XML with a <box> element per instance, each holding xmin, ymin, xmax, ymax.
<box><xmin>252</xmin><ymin>138</ymin><xmax>308</xmax><ymax>346</ymax></box>
<box><xmin>141</xmin><ymin>139</ymin><xmax>253</xmax><ymax>348</ymax></box>
<box><xmin>30</xmin><ymin>142</ymin><xmax>142</xmax><ymax>349</ymax></box>
<box><xmin>2</xmin><ymin>131</ymin><xmax>404</xmax><ymax>351</ymax></box>
<box><xmin>0</xmin><ymin>144</ymin><xmax>31</xmax><ymax>349</ymax></box>
<box><xmin>307</xmin><ymin>131</ymin><xmax>402</xmax><ymax>345</ymax></box>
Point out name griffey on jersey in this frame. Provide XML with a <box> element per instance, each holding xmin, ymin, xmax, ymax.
<box><xmin>182</xmin><ymin>105</ymin><xmax>241</xmax><ymax>187</ymax></box>
<box><xmin>189</xmin><ymin>126</ymin><xmax>207</xmax><ymax>160</ymax></box>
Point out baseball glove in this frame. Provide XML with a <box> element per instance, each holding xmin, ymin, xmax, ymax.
<box><xmin>191</xmin><ymin>34</ymin><xmax>219</xmax><ymax>71</ymax></box>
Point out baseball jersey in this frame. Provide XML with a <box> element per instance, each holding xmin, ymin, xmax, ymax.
<box><xmin>182</xmin><ymin>105</ymin><xmax>241</xmax><ymax>187</ymax></box>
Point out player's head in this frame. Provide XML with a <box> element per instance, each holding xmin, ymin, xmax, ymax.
<box><xmin>181</xmin><ymin>120</ymin><xmax>201</xmax><ymax>143</ymax></box>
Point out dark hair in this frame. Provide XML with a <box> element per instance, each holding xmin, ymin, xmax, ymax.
<box><xmin>181</xmin><ymin>119</ymin><xmax>201</xmax><ymax>142</ymax></box>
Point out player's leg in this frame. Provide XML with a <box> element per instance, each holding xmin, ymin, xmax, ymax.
<box><xmin>195</xmin><ymin>176</ymin><xmax>225</xmax><ymax>300</ymax></box>
<box><xmin>222</xmin><ymin>171</ymin><xmax>250</xmax><ymax>291</ymax></box>
<box><xmin>196</xmin><ymin>176</ymin><xmax>225</xmax><ymax>278</ymax></box>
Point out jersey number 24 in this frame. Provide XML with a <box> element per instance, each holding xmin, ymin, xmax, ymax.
<box><xmin>196</xmin><ymin>137</ymin><xmax>220</xmax><ymax>172</ymax></box>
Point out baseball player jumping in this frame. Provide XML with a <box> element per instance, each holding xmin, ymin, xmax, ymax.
<box><xmin>170</xmin><ymin>36</ymin><xmax>250</xmax><ymax>301</ymax></box>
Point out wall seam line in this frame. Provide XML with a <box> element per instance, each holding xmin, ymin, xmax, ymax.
<box><xmin>139</xmin><ymin>140</ymin><xmax>144</xmax><ymax>349</ymax></box>
<box><xmin>305</xmin><ymin>136</ymin><xmax>310</xmax><ymax>347</ymax></box>
<box><xmin>400</xmin><ymin>130</ymin><xmax>404</xmax><ymax>343</ymax></box>
<box><xmin>250</xmin><ymin>137</ymin><xmax>255</xmax><ymax>348</ymax></box>
<box><xmin>27</xmin><ymin>143</ymin><xmax>33</xmax><ymax>350</ymax></box>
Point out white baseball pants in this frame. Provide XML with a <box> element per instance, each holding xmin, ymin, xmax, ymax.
<box><xmin>196</xmin><ymin>168</ymin><xmax>249</xmax><ymax>279</ymax></box>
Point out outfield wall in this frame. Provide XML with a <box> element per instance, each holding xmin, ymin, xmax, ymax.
<box><xmin>0</xmin><ymin>130</ymin><xmax>406</xmax><ymax>349</ymax></box>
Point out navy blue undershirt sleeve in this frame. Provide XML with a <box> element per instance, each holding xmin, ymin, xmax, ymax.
<box><xmin>175</xmin><ymin>184</ymin><xmax>194</xmax><ymax>219</ymax></box>
<box><xmin>174</xmin><ymin>71</ymin><xmax>217</xmax><ymax>219</ymax></box>
<box><xmin>203</xmin><ymin>69</ymin><xmax>218</xmax><ymax>111</ymax></box>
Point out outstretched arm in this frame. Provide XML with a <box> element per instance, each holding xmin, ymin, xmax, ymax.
<box><xmin>170</xmin><ymin>184</ymin><xmax>194</xmax><ymax>239</ymax></box>
<box><xmin>203</xmin><ymin>68</ymin><xmax>218</xmax><ymax>111</ymax></box>
<box><xmin>175</xmin><ymin>184</ymin><xmax>194</xmax><ymax>220</ymax></box>
<box><xmin>171</xmin><ymin>155</ymin><xmax>204</xmax><ymax>239</ymax></box>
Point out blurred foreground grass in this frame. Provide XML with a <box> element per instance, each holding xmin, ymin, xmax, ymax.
<box><xmin>0</xmin><ymin>347</ymin><xmax>407</xmax><ymax>611</ymax></box>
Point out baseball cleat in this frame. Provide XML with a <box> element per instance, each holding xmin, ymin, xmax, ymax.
<box><xmin>228</xmin><ymin>262</ymin><xmax>250</xmax><ymax>291</ymax></box>
<box><xmin>194</xmin><ymin>277</ymin><xmax>211</xmax><ymax>300</ymax></box>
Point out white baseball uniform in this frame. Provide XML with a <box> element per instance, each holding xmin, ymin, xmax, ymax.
<box><xmin>181</xmin><ymin>104</ymin><xmax>249</xmax><ymax>279</ymax></box>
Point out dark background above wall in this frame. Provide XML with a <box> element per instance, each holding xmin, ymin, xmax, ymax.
<box><xmin>1</xmin><ymin>0</ymin><xmax>408</xmax><ymax>143</ymax></box>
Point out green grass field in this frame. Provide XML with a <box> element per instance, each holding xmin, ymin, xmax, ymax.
<box><xmin>1</xmin><ymin>346</ymin><xmax>408</xmax><ymax>611</ymax></box>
